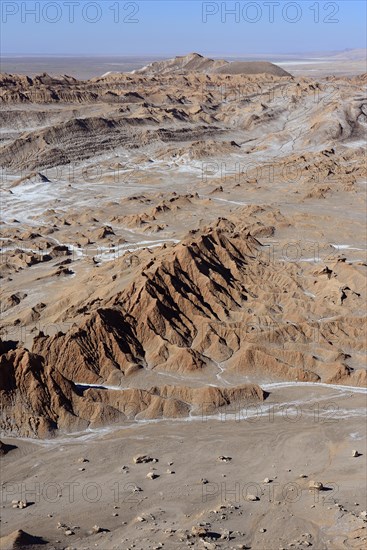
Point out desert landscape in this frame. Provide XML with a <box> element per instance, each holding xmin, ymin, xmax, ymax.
<box><xmin>0</xmin><ymin>50</ymin><xmax>366</xmax><ymax>549</ymax></box>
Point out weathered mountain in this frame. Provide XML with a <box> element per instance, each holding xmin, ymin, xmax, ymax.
<box><xmin>134</xmin><ymin>52</ymin><xmax>291</xmax><ymax>76</ymax></box>
<box><xmin>31</xmin><ymin>220</ymin><xmax>366</xmax><ymax>389</ymax></box>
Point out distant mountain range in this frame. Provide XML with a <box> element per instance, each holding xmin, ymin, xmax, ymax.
<box><xmin>324</xmin><ymin>48</ymin><xmax>366</xmax><ymax>61</ymax></box>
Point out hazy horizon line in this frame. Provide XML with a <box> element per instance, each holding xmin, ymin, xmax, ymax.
<box><xmin>1</xmin><ymin>47</ymin><xmax>365</xmax><ymax>58</ymax></box>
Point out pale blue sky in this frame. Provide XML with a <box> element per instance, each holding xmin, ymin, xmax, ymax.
<box><xmin>1</xmin><ymin>0</ymin><xmax>366</xmax><ymax>56</ymax></box>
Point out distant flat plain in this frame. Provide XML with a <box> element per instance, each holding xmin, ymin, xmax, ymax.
<box><xmin>1</xmin><ymin>51</ymin><xmax>366</xmax><ymax>79</ymax></box>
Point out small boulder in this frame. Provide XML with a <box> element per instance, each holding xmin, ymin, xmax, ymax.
<box><xmin>308</xmin><ymin>481</ymin><xmax>323</xmax><ymax>491</ymax></box>
<box><xmin>191</xmin><ymin>526</ymin><xmax>208</xmax><ymax>537</ymax></box>
<box><xmin>10</xmin><ymin>500</ymin><xmax>27</xmax><ymax>509</ymax></box>
<box><xmin>133</xmin><ymin>455</ymin><xmax>156</xmax><ymax>464</ymax></box>
<box><xmin>220</xmin><ymin>528</ymin><xmax>231</xmax><ymax>540</ymax></box>
<box><xmin>136</xmin><ymin>516</ymin><xmax>146</xmax><ymax>522</ymax></box>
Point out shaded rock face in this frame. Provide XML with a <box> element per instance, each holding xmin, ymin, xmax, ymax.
<box><xmin>0</xmin><ymin>440</ymin><xmax>17</xmax><ymax>455</ymax></box>
<box><xmin>0</xmin><ymin>529</ymin><xmax>47</xmax><ymax>549</ymax></box>
<box><xmin>0</xmin><ymin>345</ymin><xmax>85</xmax><ymax>438</ymax></box>
<box><xmin>0</xmin><ymin>337</ymin><xmax>266</xmax><ymax>438</ymax></box>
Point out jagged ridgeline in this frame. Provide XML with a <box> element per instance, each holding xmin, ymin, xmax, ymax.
<box><xmin>1</xmin><ymin>220</ymin><xmax>365</xmax><ymax>437</ymax></box>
